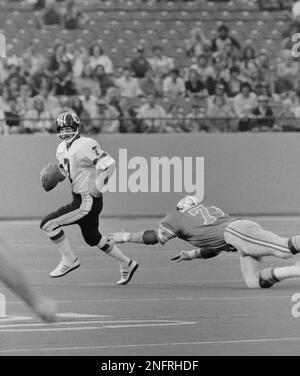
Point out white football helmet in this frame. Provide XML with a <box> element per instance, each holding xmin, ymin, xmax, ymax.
<box><xmin>176</xmin><ymin>196</ymin><xmax>200</xmax><ymax>211</ymax></box>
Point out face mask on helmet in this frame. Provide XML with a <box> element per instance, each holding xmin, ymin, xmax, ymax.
<box><xmin>56</xmin><ymin>112</ymin><xmax>80</xmax><ymax>143</ymax></box>
<box><xmin>176</xmin><ymin>196</ymin><xmax>200</xmax><ymax>211</ymax></box>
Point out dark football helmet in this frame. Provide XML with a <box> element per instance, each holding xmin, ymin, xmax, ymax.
<box><xmin>56</xmin><ymin>112</ymin><xmax>81</xmax><ymax>143</ymax></box>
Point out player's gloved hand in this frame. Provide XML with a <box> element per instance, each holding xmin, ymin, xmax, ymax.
<box><xmin>109</xmin><ymin>230</ymin><xmax>132</xmax><ymax>244</ymax></box>
<box><xmin>171</xmin><ymin>250</ymin><xmax>195</xmax><ymax>263</ymax></box>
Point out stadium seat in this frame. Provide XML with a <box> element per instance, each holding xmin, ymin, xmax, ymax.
<box><xmin>0</xmin><ymin>0</ymin><xmax>288</xmax><ymax>70</ymax></box>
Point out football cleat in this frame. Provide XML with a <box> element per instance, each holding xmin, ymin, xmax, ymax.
<box><xmin>50</xmin><ymin>258</ymin><xmax>80</xmax><ymax>278</ymax></box>
<box><xmin>56</xmin><ymin>112</ymin><xmax>81</xmax><ymax>143</ymax></box>
<box><xmin>117</xmin><ymin>260</ymin><xmax>139</xmax><ymax>285</ymax></box>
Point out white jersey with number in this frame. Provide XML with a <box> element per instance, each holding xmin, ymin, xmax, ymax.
<box><xmin>56</xmin><ymin>137</ymin><xmax>105</xmax><ymax>195</ymax></box>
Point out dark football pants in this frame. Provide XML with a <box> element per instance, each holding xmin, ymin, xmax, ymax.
<box><xmin>40</xmin><ymin>193</ymin><xmax>107</xmax><ymax>248</ymax></box>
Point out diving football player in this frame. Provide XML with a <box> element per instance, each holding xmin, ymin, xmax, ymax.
<box><xmin>111</xmin><ymin>196</ymin><xmax>300</xmax><ymax>289</ymax></box>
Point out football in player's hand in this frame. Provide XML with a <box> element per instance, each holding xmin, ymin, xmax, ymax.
<box><xmin>41</xmin><ymin>163</ymin><xmax>65</xmax><ymax>192</ymax></box>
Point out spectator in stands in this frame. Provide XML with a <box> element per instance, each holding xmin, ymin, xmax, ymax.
<box><xmin>288</xmin><ymin>90</ymin><xmax>300</xmax><ymax>116</ymax></box>
<box><xmin>148</xmin><ymin>46</ymin><xmax>174</xmax><ymax>77</ymax></box>
<box><xmin>70</xmin><ymin>96</ymin><xmax>91</xmax><ymax>132</ymax></box>
<box><xmin>280</xmin><ymin>90</ymin><xmax>299</xmax><ymax>111</ymax></box>
<box><xmin>206</xmin><ymin>57</ymin><xmax>229</xmax><ymax>95</ymax></box>
<box><xmin>17</xmin><ymin>84</ymin><xmax>34</xmax><ymax>116</ymax></box>
<box><xmin>140</xmin><ymin>69</ymin><xmax>162</xmax><ymax>97</ymax></box>
<box><xmin>138</xmin><ymin>93</ymin><xmax>166</xmax><ymax>133</ymax></box>
<box><xmin>0</xmin><ymin>87</ymin><xmax>12</xmax><ymax>113</ymax></box>
<box><xmin>276</xmin><ymin>91</ymin><xmax>297</xmax><ymax>130</ymax></box>
<box><xmin>73</xmin><ymin>47</ymin><xmax>89</xmax><ymax>78</ymax></box>
<box><xmin>118</xmin><ymin>97</ymin><xmax>139</xmax><ymax>133</ymax></box>
<box><xmin>185</xmin><ymin>68</ymin><xmax>207</xmax><ymax>97</ymax></box>
<box><xmin>197</xmin><ymin>89</ymin><xmax>210</xmax><ymax>109</ymax></box>
<box><xmin>4</xmin><ymin>99</ymin><xmax>22</xmax><ymax>134</ymax></box>
<box><xmin>256</xmin><ymin>53</ymin><xmax>275</xmax><ymax>93</ymax></box>
<box><xmin>61</xmin><ymin>0</ymin><xmax>88</xmax><ymax>30</ymax></box>
<box><xmin>165</xmin><ymin>103</ymin><xmax>184</xmax><ymax>133</ymax></box>
<box><xmin>48</xmin><ymin>43</ymin><xmax>72</xmax><ymax>72</ymax></box>
<box><xmin>35</xmin><ymin>76</ymin><xmax>60</xmax><ymax>115</ymax></box>
<box><xmin>6</xmin><ymin>65</ymin><xmax>27</xmax><ymax>88</ymax></box>
<box><xmin>184</xmin><ymin>104</ymin><xmax>208</xmax><ymax>133</ymax></box>
<box><xmin>75</xmin><ymin>62</ymin><xmax>99</xmax><ymax>96</ymax></box>
<box><xmin>94</xmin><ymin>64</ymin><xmax>115</xmax><ymax>96</ymax></box>
<box><xmin>227</xmin><ymin>66</ymin><xmax>246</xmax><ymax>97</ymax></box>
<box><xmin>275</xmin><ymin>55</ymin><xmax>300</xmax><ymax>94</ymax></box>
<box><xmin>162</xmin><ymin>68</ymin><xmax>186</xmax><ymax>99</ymax></box>
<box><xmin>8</xmin><ymin>78</ymin><xmax>21</xmax><ymax>101</ymax></box>
<box><xmin>185</xmin><ymin>27</ymin><xmax>210</xmax><ymax>59</ymax></box>
<box><xmin>211</xmin><ymin>25</ymin><xmax>240</xmax><ymax>58</ymax></box>
<box><xmin>91</xmin><ymin>99</ymin><xmax>120</xmax><ymax>134</ymax></box>
<box><xmin>64</xmin><ymin>43</ymin><xmax>77</xmax><ymax>67</ymax></box>
<box><xmin>39</xmin><ymin>0</ymin><xmax>61</xmax><ymax>27</ymax></box>
<box><xmin>53</xmin><ymin>61</ymin><xmax>77</xmax><ymax>96</ymax></box>
<box><xmin>221</xmin><ymin>42</ymin><xmax>239</xmax><ymax>63</ymax></box>
<box><xmin>5</xmin><ymin>45</ymin><xmax>22</xmax><ymax>68</ymax></box>
<box><xmin>52</xmin><ymin>95</ymin><xmax>73</xmax><ymax>119</ymax></box>
<box><xmin>190</xmin><ymin>54</ymin><xmax>214</xmax><ymax>82</ymax></box>
<box><xmin>207</xmin><ymin>95</ymin><xmax>236</xmax><ymax>132</ymax></box>
<box><xmin>240</xmin><ymin>46</ymin><xmax>259</xmax><ymax>84</ymax></box>
<box><xmin>251</xmin><ymin>95</ymin><xmax>276</xmax><ymax>131</ymax></box>
<box><xmin>130</xmin><ymin>46</ymin><xmax>151</xmax><ymax>79</ymax></box>
<box><xmin>89</xmin><ymin>45</ymin><xmax>113</xmax><ymax>74</ymax></box>
<box><xmin>79</xmin><ymin>87</ymin><xmax>98</xmax><ymax>119</ymax></box>
<box><xmin>105</xmin><ymin>87</ymin><xmax>124</xmax><ymax>119</ymax></box>
<box><xmin>33</xmin><ymin>0</ymin><xmax>46</xmax><ymax>11</ymax></box>
<box><xmin>207</xmin><ymin>82</ymin><xmax>229</xmax><ymax>109</ymax></box>
<box><xmin>116</xmin><ymin>67</ymin><xmax>143</xmax><ymax>99</ymax></box>
<box><xmin>233</xmin><ymin>83</ymin><xmax>258</xmax><ymax>131</ymax></box>
<box><xmin>23</xmin><ymin>96</ymin><xmax>52</xmax><ymax>133</ymax></box>
<box><xmin>255</xmin><ymin>81</ymin><xmax>278</xmax><ymax>101</ymax></box>
<box><xmin>22</xmin><ymin>44</ymin><xmax>46</xmax><ymax>76</ymax></box>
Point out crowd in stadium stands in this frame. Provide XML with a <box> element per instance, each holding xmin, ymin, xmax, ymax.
<box><xmin>0</xmin><ymin>0</ymin><xmax>299</xmax><ymax>133</ymax></box>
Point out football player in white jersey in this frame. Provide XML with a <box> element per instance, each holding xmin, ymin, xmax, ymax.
<box><xmin>40</xmin><ymin>112</ymin><xmax>138</xmax><ymax>284</ymax></box>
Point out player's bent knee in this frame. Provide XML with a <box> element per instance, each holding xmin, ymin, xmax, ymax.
<box><xmin>82</xmin><ymin>230</ymin><xmax>102</xmax><ymax>247</ymax></box>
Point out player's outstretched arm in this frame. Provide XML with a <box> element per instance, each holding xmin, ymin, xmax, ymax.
<box><xmin>172</xmin><ymin>247</ymin><xmax>222</xmax><ymax>263</ymax></box>
<box><xmin>171</xmin><ymin>249</ymin><xmax>201</xmax><ymax>263</ymax></box>
<box><xmin>110</xmin><ymin>230</ymin><xmax>159</xmax><ymax>245</ymax></box>
<box><xmin>0</xmin><ymin>253</ymin><xmax>57</xmax><ymax>323</ymax></box>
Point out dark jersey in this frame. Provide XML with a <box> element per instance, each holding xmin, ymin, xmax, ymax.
<box><xmin>156</xmin><ymin>202</ymin><xmax>238</xmax><ymax>252</ymax></box>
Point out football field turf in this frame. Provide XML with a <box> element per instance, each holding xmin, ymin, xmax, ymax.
<box><xmin>0</xmin><ymin>216</ymin><xmax>300</xmax><ymax>356</ymax></box>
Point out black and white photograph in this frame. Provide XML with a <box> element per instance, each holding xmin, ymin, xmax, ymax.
<box><xmin>0</xmin><ymin>0</ymin><xmax>300</xmax><ymax>362</ymax></box>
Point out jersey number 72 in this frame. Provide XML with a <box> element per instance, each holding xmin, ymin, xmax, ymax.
<box><xmin>189</xmin><ymin>205</ymin><xmax>228</xmax><ymax>225</ymax></box>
